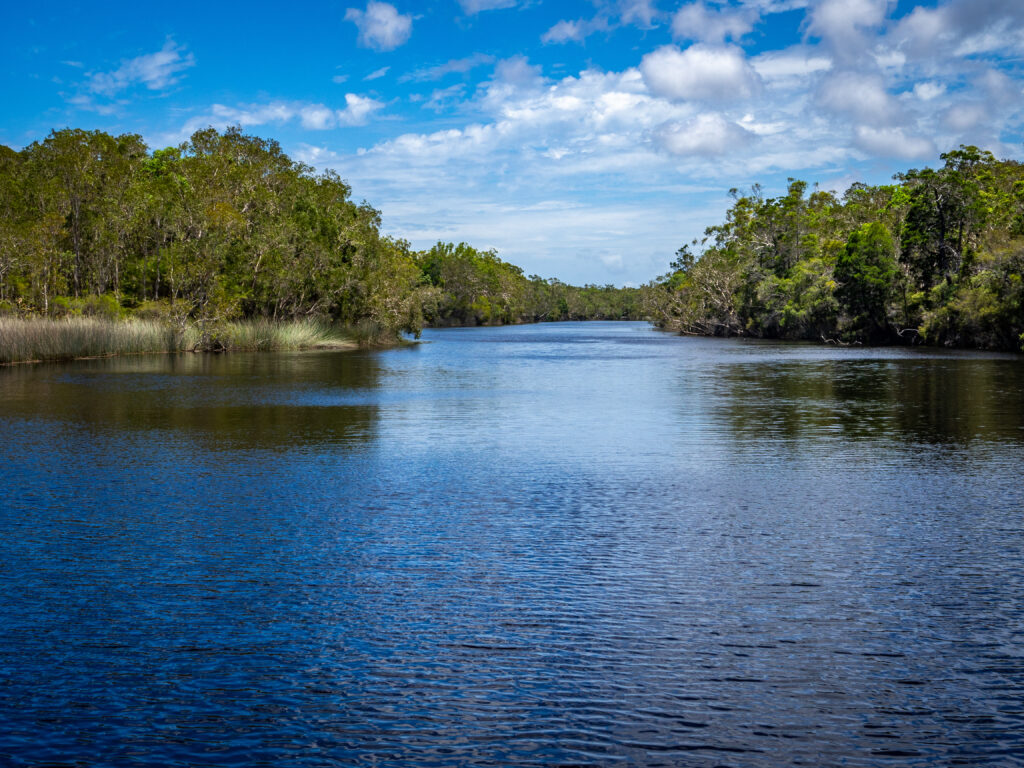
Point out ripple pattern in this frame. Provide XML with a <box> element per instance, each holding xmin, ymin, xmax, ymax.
<box><xmin>1</xmin><ymin>323</ymin><xmax>1023</xmax><ymax>766</ymax></box>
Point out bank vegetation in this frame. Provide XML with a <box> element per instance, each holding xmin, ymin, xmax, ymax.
<box><xmin>641</xmin><ymin>146</ymin><xmax>1024</xmax><ymax>351</ymax></box>
<box><xmin>0</xmin><ymin>127</ymin><xmax>639</xmax><ymax>363</ymax></box>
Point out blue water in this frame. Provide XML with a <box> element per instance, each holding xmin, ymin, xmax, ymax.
<box><xmin>1</xmin><ymin>322</ymin><xmax>1023</xmax><ymax>766</ymax></box>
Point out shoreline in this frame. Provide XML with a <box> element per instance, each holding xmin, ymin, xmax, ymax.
<box><xmin>0</xmin><ymin>317</ymin><xmax>364</xmax><ymax>366</ymax></box>
<box><xmin>647</xmin><ymin>323</ymin><xmax>1024</xmax><ymax>356</ymax></box>
<box><xmin>9</xmin><ymin>317</ymin><xmax>1016</xmax><ymax>366</ymax></box>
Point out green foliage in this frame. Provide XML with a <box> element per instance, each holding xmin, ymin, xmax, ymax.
<box><xmin>1</xmin><ymin>126</ymin><xmax>640</xmax><ymax>362</ymax></box>
<box><xmin>779</xmin><ymin>257</ymin><xmax>839</xmax><ymax>338</ymax></box>
<box><xmin>0</xmin><ymin>127</ymin><xmax>440</xmax><ymax>342</ymax></box>
<box><xmin>48</xmin><ymin>293</ymin><xmax>125</xmax><ymax>320</ymax></box>
<box><xmin>919</xmin><ymin>247</ymin><xmax>1024</xmax><ymax>349</ymax></box>
<box><xmin>646</xmin><ymin>147</ymin><xmax>1024</xmax><ymax>351</ymax></box>
<box><xmin>417</xmin><ymin>242</ymin><xmax>639</xmax><ymax>326</ymax></box>
<box><xmin>836</xmin><ymin>223</ymin><xmax>897</xmax><ymax>341</ymax></box>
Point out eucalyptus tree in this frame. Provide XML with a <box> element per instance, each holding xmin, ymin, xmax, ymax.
<box><xmin>22</xmin><ymin>129</ymin><xmax>147</xmax><ymax>297</ymax></box>
<box><xmin>836</xmin><ymin>222</ymin><xmax>898</xmax><ymax>342</ymax></box>
<box><xmin>647</xmin><ymin>145</ymin><xmax>1024</xmax><ymax>350</ymax></box>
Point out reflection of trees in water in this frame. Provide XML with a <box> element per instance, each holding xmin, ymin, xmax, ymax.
<box><xmin>708</xmin><ymin>359</ymin><xmax>1024</xmax><ymax>446</ymax></box>
<box><xmin>0</xmin><ymin>352</ymin><xmax>383</xmax><ymax>449</ymax></box>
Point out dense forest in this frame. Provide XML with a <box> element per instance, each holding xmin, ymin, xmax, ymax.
<box><xmin>416</xmin><ymin>242</ymin><xmax>638</xmax><ymax>326</ymax></box>
<box><xmin>642</xmin><ymin>146</ymin><xmax>1024</xmax><ymax>351</ymax></box>
<box><xmin>0</xmin><ymin>127</ymin><xmax>638</xmax><ymax>347</ymax></box>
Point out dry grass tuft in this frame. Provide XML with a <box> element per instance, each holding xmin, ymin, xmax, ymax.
<box><xmin>0</xmin><ymin>317</ymin><xmax>357</xmax><ymax>364</ymax></box>
<box><xmin>219</xmin><ymin>318</ymin><xmax>356</xmax><ymax>351</ymax></box>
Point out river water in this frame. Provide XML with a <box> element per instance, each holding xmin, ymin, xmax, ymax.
<box><xmin>1</xmin><ymin>321</ymin><xmax>1023</xmax><ymax>767</ymax></box>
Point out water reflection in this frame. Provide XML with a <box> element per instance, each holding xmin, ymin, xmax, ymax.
<box><xmin>0</xmin><ymin>324</ymin><xmax>1022</xmax><ymax>767</ymax></box>
<box><xmin>0</xmin><ymin>351</ymin><xmax>384</xmax><ymax>448</ymax></box>
<box><xmin>705</xmin><ymin>353</ymin><xmax>1024</xmax><ymax>447</ymax></box>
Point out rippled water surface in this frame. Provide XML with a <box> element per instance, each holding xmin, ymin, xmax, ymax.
<box><xmin>2</xmin><ymin>322</ymin><xmax>1024</xmax><ymax>767</ymax></box>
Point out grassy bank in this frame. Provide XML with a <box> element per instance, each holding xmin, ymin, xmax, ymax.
<box><xmin>216</xmin><ymin>318</ymin><xmax>357</xmax><ymax>353</ymax></box>
<box><xmin>0</xmin><ymin>317</ymin><xmax>358</xmax><ymax>364</ymax></box>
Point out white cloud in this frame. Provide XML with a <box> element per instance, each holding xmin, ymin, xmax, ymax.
<box><xmin>890</xmin><ymin>5</ymin><xmax>950</xmax><ymax>56</ymax></box>
<box><xmin>167</xmin><ymin>96</ymin><xmax>384</xmax><ymax>143</ymax></box>
<box><xmin>737</xmin><ymin>113</ymin><xmax>788</xmax><ymax>135</ymax></box>
<box><xmin>300</xmin><ymin>105</ymin><xmax>336</xmax><ymax>130</ymax></box>
<box><xmin>345</xmin><ymin>2</ymin><xmax>412</xmax><ymax>51</ymax></box>
<box><xmin>599</xmin><ymin>251</ymin><xmax>625</xmax><ymax>270</ymax></box>
<box><xmin>458</xmin><ymin>0</ymin><xmax>517</xmax><ymax>13</ymax></box>
<box><xmin>64</xmin><ymin>94</ymin><xmax>122</xmax><ymax>115</ymax></box>
<box><xmin>873</xmin><ymin>48</ymin><xmax>905</xmax><ymax>70</ymax></box>
<box><xmin>742</xmin><ymin>0</ymin><xmax>811</xmax><ymax>11</ymax></box>
<box><xmin>365</xmin><ymin>66</ymin><xmax>390</xmax><ymax>81</ymax></box>
<box><xmin>293</xmin><ymin>145</ymin><xmax>334</xmax><ymax>163</ymax></box>
<box><xmin>423</xmin><ymin>84</ymin><xmax>467</xmax><ymax>112</ymax></box>
<box><xmin>640</xmin><ymin>44</ymin><xmax>761</xmax><ymax>101</ymax></box>
<box><xmin>891</xmin><ymin>0</ymin><xmax>1024</xmax><ymax>60</ymax></box>
<box><xmin>816</xmin><ymin>71</ymin><xmax>900</xmax><ymax>125</ymax></box>
<box><xmin>751</xmin><ymin>49</ymin><xmax>832</xmax><ymax>84</ymax></box>
<box><xmin>807</xmin><ymin>0</ymin><xmax>889</xmax><ymax>41</ymax></box>
<box><xmin>807</xmin><ymin>0</ymin><xmax>890</xmax><ymax>63</ymax></box>
<box><xmin>401</xmin><ymin>53</ymin><xmax>496</xmax><ymax>82</ymax></box>
<box><xmin>976</xmin><ymin>67</ymin><xmax>1018</xmax><ymax>103</ymax></box>
<box><xmin>360</xmin><ymin>66</ymin><xmax>667</xmax><ymax>169</ymax></box>
<box><xmin>955</xmin><ymin>18</ymin><xmax>1018</xmax><ymax>56</ymax></box>
<box><xmin>912</xmin><ymin>81</ymin><xmax>945</xmax><ymax>101</ymax></box>
<box><xmin>338</xmin><ymin>93</ymin><xmax>387</xmax><ymax>125</ymax></box>
<box><xmin>853</xmin><ymin>126</ymin><xmax>934</xmax><ymax>159</ymax></box>
<box><xmin>655</xmin><ymin>113</ymin><xmax>754</xmax><ymax>155</ymax></box>
<box><xmin>672</xmin><ymin>2</ymin><xmax>757</xmax><ymax>43</ymax></box>
<box><xmin>620</xmin><ymin>0</ymin><xmax>659</xmax><ymax>28</ymax></box>
<box><xmin>87</xmin><ymin>39</ymin><xmax>194</xmax><ymax>96</ymax></box>
<box><xmin>177</xmin><ymin>103</ymin><xmax>295</xmax><ymax>138</ymax></box>
<box><xmin>332</xmin><ymin>74</ymin><xmax>350</xmax><ymax>84</ymax></box>
<box><xmin>943</xmin><ymin>103</ymin><xmax>990</xmax><ymax>131</ymax></box>
<box><xmin>542</xmin><ymin>3</ymin><xmax>654</xmax><ymax>45</ymax></box>
<box><xmin>365</xmin><ymin>124</ymin><xmax>503</xmax><ymax>165</ymax></box>
<box><xmin>542</xmin><ymin>19</ymin><xmax>596</xmax><ymax>44</ymax></box>
<box><xmin>489</xmin><ymin>56</ymin><xmax>545</xmax><ymax>89</ymax></box>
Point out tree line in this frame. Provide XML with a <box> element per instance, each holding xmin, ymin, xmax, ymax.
<box><xmin>641</xmin><ymin>146</ymin><xmax>1024</xmax><ymax>351</ymax></box>
<box><xmin>0</xmin><ymin>127</ymin><xmax>639</xmax><ymax>342</ymax></box>
<box><xmin>417</xmin><ymin>241</ymin><xmax>638</xmax><ymax>326</ymax></box>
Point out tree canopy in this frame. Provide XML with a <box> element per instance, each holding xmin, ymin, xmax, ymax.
<box><xmin>0</xmin><ymin>127</ymin><xmax>639</xmax><ymax>340</ymax></box>
<box><xmin>642</xmin><ymin>148</ymin><xmax>1024</xmax><ymax>351</ymax></box>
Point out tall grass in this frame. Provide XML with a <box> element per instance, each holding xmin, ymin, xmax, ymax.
<box><xmin>0</xmin><ymin>317</ymin><xmax>357</xmax><ymax>364</ymax></box>
<box><xmin>0</xmin><ymin>317</ymin><xmax>193</xmax><ymax>364</ymax></box>
<box><xmin>217</xmin><ymin>318</ymin><xmax>356</xmax><ymax>351</ymax></box>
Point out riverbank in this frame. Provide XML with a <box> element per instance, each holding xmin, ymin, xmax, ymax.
<box><xmin>639</xmin><ymin>148</ymin><xmax>1024</xmax><ymax>353</ymax></box>
<box><xmin>0</xmin><ymin>317</ymin><xmax>360</xmax><ymax>365</ymax></box>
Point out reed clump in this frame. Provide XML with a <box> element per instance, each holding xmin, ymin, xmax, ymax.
<box><xmin>216</xmin><ymin>318</ymin><xmax>357</xmax><ymax>351</ymax></box>
<box><xmin>0</xmin><ymin>317</ymin><xmax>192</xmax><ymax>364</ymax></box>
<box><xmin>0</xmin><ymin>317</ymin><xmax>357</xmax><ymax>364</ymax></box>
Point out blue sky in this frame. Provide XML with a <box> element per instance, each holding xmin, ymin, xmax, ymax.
<box><xmin>2</xmin><ymin>0</ymin><xmax>1023</xmax><ymax>285</ymax></box>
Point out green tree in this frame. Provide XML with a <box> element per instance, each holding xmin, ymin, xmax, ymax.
<box><xmin>835</xmin><ymin>222</ymin><xmax>898</xmax><ymax>341</ymax></box>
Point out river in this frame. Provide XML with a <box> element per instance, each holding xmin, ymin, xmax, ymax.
<box><xmin>1</xmin><ymin>321</ymin><xmax>1022</xmax><ymax>766</ymax></box>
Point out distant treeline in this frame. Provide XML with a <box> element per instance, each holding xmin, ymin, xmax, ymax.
<box><xmin>0</xmin><ymin>127</ymin><xmax>638</xmax><ymax>344</ymax></box>
<box><xmin>641</xmin><ymin>147</ymin><xmax>1024</xmax><ymax>351</ymax></box>
<box><xmin>417</xmin><ymin>241</ymin><xmax>638</xmax><ymax>326</ymax></box>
